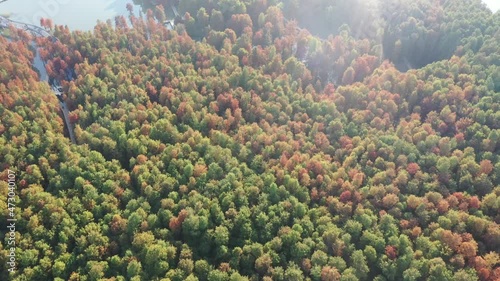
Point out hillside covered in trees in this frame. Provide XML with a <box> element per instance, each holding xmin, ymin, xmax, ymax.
<box><xmin>1</xmin><ymin>0</ymin><xmax>499</xmax><ymax>280</ymax></box>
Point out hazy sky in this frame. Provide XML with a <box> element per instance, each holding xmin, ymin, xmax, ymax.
<box><xmin>0</xmin><ymin>0</ymin><xmax>499</xmax><ymax>31</ymax></box>
<box><xmin>483</xmin><ymin>0</ymin><xmax>500</xmax><ymax>12</ymax></box>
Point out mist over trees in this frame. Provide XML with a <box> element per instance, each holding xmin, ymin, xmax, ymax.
<box><xmin>1</xmin><ymin>0</ymin><xmax>499</xmax><ymax>280</ymax></box>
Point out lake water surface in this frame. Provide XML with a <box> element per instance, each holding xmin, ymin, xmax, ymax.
<box><xmin>0</xmin><ymin>0</ymin><xmax>139</xmax><ymax>31</ymax></box>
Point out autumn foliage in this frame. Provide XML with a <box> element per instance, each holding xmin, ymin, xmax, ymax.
<box><xmin>1</xmin><ymin>0</ymin><xmax>499</xmax><ymax>280</ymax></box>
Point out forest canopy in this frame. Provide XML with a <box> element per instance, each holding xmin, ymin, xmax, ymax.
<box><xmin>0</xmin><ymin>0</ymin><xmax>499</xmax><ymax>280</ymax></box>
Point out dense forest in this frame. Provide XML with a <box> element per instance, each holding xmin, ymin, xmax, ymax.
<box><xmin>1</xmin><ymin>0</ymin><xmax>499</xmax><ymax>280</ymax></box>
